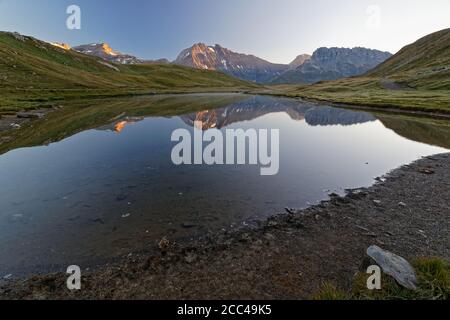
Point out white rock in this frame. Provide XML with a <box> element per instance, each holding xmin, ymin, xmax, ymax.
<box><xmin>367</xmin><ymin>245</ymin><xmax>418</xmax><ymax>290</ymax></box>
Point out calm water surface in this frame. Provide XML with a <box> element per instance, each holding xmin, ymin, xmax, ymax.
<box><xmin>0</xmin><ymin>95</ymin><xmax>448</xmax><ymax>275</ymax></box>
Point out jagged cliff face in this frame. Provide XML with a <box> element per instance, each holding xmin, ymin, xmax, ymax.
<box><xmin>72</xmin><ymin>43</ymin><xmax>142</xmax><ymax>64</ymax></box>
<box><xmin>272</xmin><ymin>47</ymin><xmax>392</xmax><ymax>84</ymax></box>
<box><xmin>174</xmin><ymin>43</ymin><xmax>289</xmax><ymax>83</ymax></box>
<box><xmin>289</xmin><ymin>54</ymin><xmax>311</xmax><ymax>69</ymax></box>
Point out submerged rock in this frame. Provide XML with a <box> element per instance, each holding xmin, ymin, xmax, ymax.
<box><xmin>181</xmin><ymin>222</ymin><xmax>196</xmax><ymax>229</ymax></box>
<box><xmin>367</xmin><ymin>245</ymin><xmax>418</xmax><ymax>290</ymax></box>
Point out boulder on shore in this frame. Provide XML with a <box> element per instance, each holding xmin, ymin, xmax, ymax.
<box><xmin>366</xmin><ymin>245</ymin><xmax>418</xmax><ymax>290</ymax></box>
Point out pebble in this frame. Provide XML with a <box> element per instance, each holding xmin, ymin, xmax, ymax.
<box><xmin>116</xmin><ymin>194</ymin><xmax>128</xmax><ymax>201</ymax></box>
<box><xmin>182</xmin><ymin>222</ymin><xmax>196</xmax><ymax>229</ymax></box>
<box><xmin>185</xmin><ymin>253</ymin><xmax>197</xmax><ymax>264</ymax></box>
<box><xmin>264</xmin><ymin>233</ymin><xmax>276</xmax><ymax>241</ymax></box>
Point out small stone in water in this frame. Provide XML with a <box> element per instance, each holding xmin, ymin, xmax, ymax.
<box><xmin>182</xmin><ymin>222</ymin><xmax>196</xmax><ymax>229</ymax></box>
<box><xmin>116</xmin><ymin>194</ymin><xmax>128</xmax><ymax>201</ymax></box>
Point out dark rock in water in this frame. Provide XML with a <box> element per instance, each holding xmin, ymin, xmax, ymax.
<box><xmin>181</xmin><ymin>222</ymin><xmax>196</xmax><ymax>229</ymax></box>
<box><xmin>116</xmin><ymin>194</ymin><xmax>128</xmax><ymax>201</ymax></box>
<box><xmin>367</xmin><ymin>245</ymin><xmax>418</xmax><ymax>290</ymax></box>
<box><xmin>91</xmin><ymin>218</ymin><xmax>105</xmax><ymax>225</ymax></box>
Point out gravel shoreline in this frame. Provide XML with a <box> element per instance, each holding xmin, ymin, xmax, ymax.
<box><xmin>1</xmin><ymin>153</ymin><xmax>449</xmax><ymax>300</ymax></box>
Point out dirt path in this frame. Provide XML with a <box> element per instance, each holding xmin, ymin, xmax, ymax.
<box><xmin>1</xmin><ymin>153</ymin><xmax>449</xmax><ymax>300</ymax></box>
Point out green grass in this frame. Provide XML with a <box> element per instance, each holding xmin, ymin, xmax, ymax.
<box><xmin>259</xmin><ymin>78</ymin><xmax>450</xmax><ymax>114</ymax></box>
<box><xmin>313</xmin><ymin>257</ymin><xmax>450</xmax><ymax>300</ymax></box>
<box><xmin>0</xmin><ymin>32</ymin><xmax>256</xmax><ymax>115</ymax></box>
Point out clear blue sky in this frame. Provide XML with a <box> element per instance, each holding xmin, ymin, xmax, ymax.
<box><xmin>0</xmin><ymin>0</ymin><xmax>449</xmax><ymax>63</ymax></box>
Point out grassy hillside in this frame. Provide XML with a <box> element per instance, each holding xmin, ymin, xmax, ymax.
<box><xmin>264</xmin><ymin>29</ymin><xmax>450</xmax><ymax>114</ymax></box>
<box><xmin>367</xmin><ymin>28</ymin><xmax>450</xmax><ymax>90</ymax></box>
<box><xmin>0</xmin><ymin>32</ymin><xmax>255</xmax><ymax>115</ymax></box>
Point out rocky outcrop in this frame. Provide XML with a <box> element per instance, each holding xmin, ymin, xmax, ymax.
<box><xmin>73</xmin><ymin>43</ymin><xmax>142</xmax><ymax>64</ymax></box>
<box><xmin>288</xmin><ymin>54</ymin><xmax>311</xmax><ymax>69</ymax></box>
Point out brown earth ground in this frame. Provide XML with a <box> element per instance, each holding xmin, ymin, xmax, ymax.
<box><xmin>0</xmin><ymin>153</ymin><xmax>449</xmax><ymax>300</ymax></box>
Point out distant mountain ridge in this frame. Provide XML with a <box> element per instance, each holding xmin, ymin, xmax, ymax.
<box><xmin>272</xmin><ymin>47</ymin><xmax>392</xmax><ymax>84</ymax></box>
<box><xmin>174</xmin><ymin>43</ymin><xmax>391</xmax><ymax>84</ymax></box>
<box><xmin>72</xmin><ymin>43</ymin><xmax>142</xmax><ymax>65</ymax></box>
<box><xmin>50</xmin><ymin>39</ymin><xmax>391</xmax><ymax>84</ymax></box>
<box><xmin>173</xmin><ymin>43</ymin><xmax>290</xmax><ymax>83</ymax></box>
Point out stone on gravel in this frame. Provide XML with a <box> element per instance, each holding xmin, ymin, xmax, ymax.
<box><xmin>158</xmin><ymin>237</ymin><xmax>170</xmax><ymax>251</ymax></box>
<box><xmin>185</xmin><ymin>252</ymin><xmax>197</xmax><ymax>264</ymax></box>
<box><xmin>16</xmin><ymin>112</ymin><xmax>44</xmax><ymax>119</ymax></box>
<box><xmin>367</xmin><ymin>245</ymin><xmax>418</xmax><ymax>290</ymax></box>
<box><xmin>418</xmin><ymin>168</ymin><xmax>435</xmax><ymax>175</ymax></box>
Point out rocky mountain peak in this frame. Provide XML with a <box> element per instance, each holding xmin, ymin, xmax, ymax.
<box><xmin>289</xmin><ymin>54</ymin><xmax>311</xmax><ymax>69</ymax></box>
<box><xmin>272</xmin><ymin>47</ymin><xmax>392</xmax><ymax>84</ymax></box>
<box><xmin>174</xmin><ymin>43</ymin><xmax>289</xmax><ymax>82</ymax></box>
<box><xmin>73</xmin><ymin>43</ymin><xmax>141</xmax><ymax>65</ymax></box>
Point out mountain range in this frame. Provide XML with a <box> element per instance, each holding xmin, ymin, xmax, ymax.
<box><xmin>0</xmin><ymin>31</ymin><xmax>252</xmax><ymax>113</ymax></box>
<box><xmin>172</xmin><ymin>44</ymin><xmax>392</xmax><ymax>84</ymax></box>
<box><xmin>54</xmin><ymin>40</ymin><xmax>392</xmax><ymax>84</ymax></box>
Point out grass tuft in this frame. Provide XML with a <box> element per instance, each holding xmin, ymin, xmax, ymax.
<box><xmin>313</xmin><ymin>257</ymin><xmax>449</xmax><ymax>300</ymax></box>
